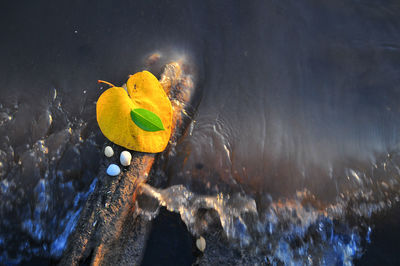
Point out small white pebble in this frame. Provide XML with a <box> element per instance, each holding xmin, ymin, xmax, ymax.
<box><xmin>196</xmin><ymin>236</ymin><xmax>206</xmax><ymax>252</ymax></box>
<box><xmin>120</xmin><ymin>151</ymin><xmax>132</xmax><ymax>166</ymax></box>
<box><xmin>106</xmin><ymin>164</ymin><xmax>120</xmax><ymax>176</ymax></box>
<box><xmin>104</xmin><ymin>146</ymin><xmax>114</xmax><ymax>157</ymax></box>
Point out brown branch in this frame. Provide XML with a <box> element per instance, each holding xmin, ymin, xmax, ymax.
<box><xmin>59</xmin><ymin>61</ymin><xmax>194</xmax><ymax>266</ymax></box>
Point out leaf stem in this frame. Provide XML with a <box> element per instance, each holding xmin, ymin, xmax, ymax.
<box><xmin>98</xmin><ymin>80</ymin><xmax>116</xmax><ymax>87</ymax></box>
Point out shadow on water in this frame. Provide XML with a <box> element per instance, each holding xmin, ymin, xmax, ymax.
<box><xmin>354</xmin><ymin>202</ymin><xmax>400</xmax><ymax>266</ymax></box>
<box><xmin>141</xmin><ymin>208</ymin><xmax>195</xmax><ymax>266</ymax></box>
<box><xmin>1</xmin><ymin>0</ymin><xmax>400</xmax><ymax>264</ymax></box>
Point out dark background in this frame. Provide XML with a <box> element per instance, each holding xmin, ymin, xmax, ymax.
<box><xmin>1</xmin><ymin>0</ymin><xmax>400</xmax><ymax>264</ymax></box>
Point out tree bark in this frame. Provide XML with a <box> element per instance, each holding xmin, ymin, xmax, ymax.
<box><xmin>59</xmin><ymin>61</ymin><xmax>194</xmax><ymax>266</ymax></box>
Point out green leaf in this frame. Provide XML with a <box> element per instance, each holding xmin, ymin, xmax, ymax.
<box><xmin>130</xmin><ymin>108</ymin><xmax>165</xmax><ymax>132</ymax></box>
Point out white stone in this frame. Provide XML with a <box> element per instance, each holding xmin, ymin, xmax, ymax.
<box><xmin>196</xmin><ymin>236</ymin><xmax>206</xmax><ymax>252</ymax></box>
<box><xmin>106</xmin><ymin>164</ymin><xmax>120</xmax><ymax>176</ymax></box>
<box><xmin>120</xmin><ymin>151</ymin><xmax>132</xmax><ymax>166</ymax></box>
<box><xmin>104</xmin><ymin>146</ymin><xmax>114</xmax><ymax>157</ymax></box>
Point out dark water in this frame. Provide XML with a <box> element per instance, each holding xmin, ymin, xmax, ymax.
<box><xmin>1</xmin><ymin>0</ymin><xmax>400</xmax><ymax>264</ymax></box>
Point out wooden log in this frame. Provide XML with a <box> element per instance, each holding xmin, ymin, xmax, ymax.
<box><xmin>60</xmin><ymin>61</ymin><xmax>195</xmax><ymax>265</ymax></box>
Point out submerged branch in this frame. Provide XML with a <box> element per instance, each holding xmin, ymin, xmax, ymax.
<box><xmin>60</xmin><ymin>61</ymin><xmax>195</xmax><ymax>266</ymax></box>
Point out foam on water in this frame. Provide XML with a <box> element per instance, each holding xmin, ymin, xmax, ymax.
<box><xmin>0</xmin><ymin>89</ymin><xmax>101</xmax><ymax>264</ymax></box>
<box><xmin>136</xmin><ymin>149</ymin><xmax>400</xmax><ymax>265</ymax></box>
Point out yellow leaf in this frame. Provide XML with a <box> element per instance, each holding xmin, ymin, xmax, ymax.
<box><xmin>96</xmin><ymin>71</ymin><xmax>172</xmax><ymax>153</ymax></box>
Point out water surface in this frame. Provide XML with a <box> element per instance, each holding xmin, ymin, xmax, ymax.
<box><xmin>1</xmin><ymin>0</ymin><xmax>400</xmax><ymax>264</ymax></box>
